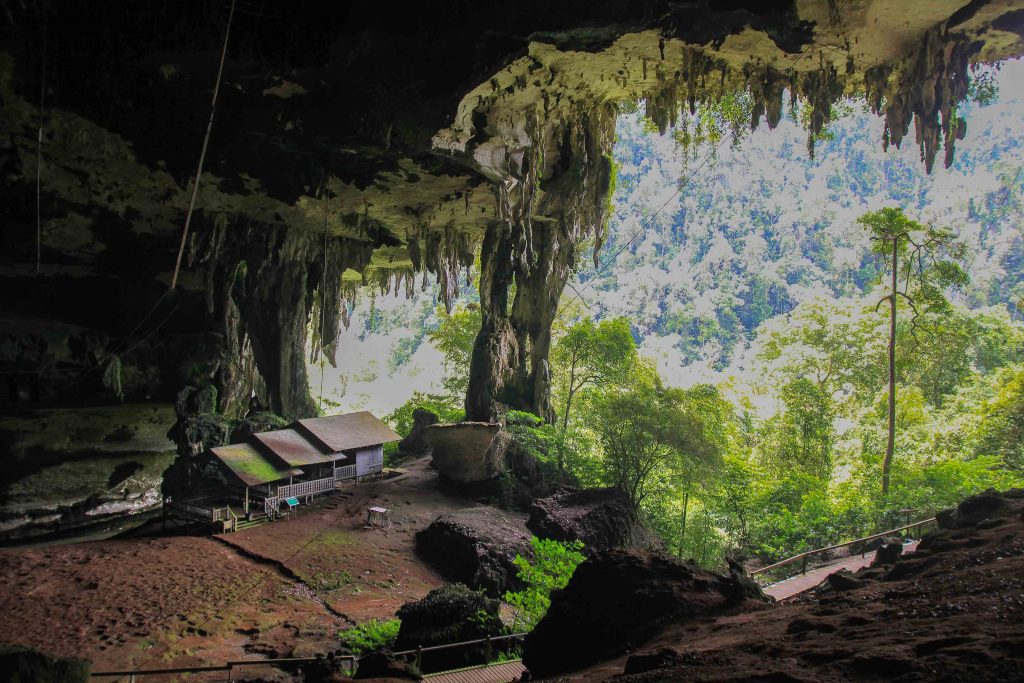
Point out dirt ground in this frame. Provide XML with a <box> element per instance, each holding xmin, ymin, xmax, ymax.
<box><xmin>0</xmin><ymin>456</ymin><xmax>481</xmax><ymax>676</ymax></box>
<box><xmin>549</xmin><ymin>492</ymin><xmax>1024</xmax><ymax>682</ymax></box>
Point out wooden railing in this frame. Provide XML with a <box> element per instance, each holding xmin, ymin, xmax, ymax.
<box><xmin>277</xmin><ymin>476</ymin><xmax>335</xmax><ymax>499</ymax></box>
<box><xmin>748</xmin><ymin>517</ymin><xmax>937</xmax><ymax>585</ymax></box>
<box><xmin>90</xmin><ymin>633</ymin><xmax>529</xmax><ymax>679</ymax></box>
<box><xmin>166</xmin><ymin>499</ymin><xmax>237</xmax><ymax>532</ymax></box>
<box><xmin>334</xmin><ymin>464</ymin><xmax>357</xmax><ymax>482</ymax></box>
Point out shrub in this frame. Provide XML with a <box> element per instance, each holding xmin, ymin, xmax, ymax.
<box><xmin>504</xmin><ymin>536</ymin><xmax>586</xmax><ymax>631</ymax></box>
<box><xmin>338</xmin><ymin>619</ymin><xmax>401</xmax><ymax>655</ymax></box>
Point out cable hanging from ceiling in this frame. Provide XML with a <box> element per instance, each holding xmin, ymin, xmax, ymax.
<box><xmin>170</xmin><ymin>0</ymin><xmax>238</xmax><ymax>290</ymax></box>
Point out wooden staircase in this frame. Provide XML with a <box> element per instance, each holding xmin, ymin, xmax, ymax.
<box><xmin>231</xmin><ymin>506</ymin><xmax>270</xmax><ymax>532</ymax></box>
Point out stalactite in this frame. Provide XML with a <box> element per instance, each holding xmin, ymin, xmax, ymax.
<box><xmin>466</xmin><ymin>100</ymin><xmax>616</xmax><ymax>422</ymax></box>
<box><xmin>796</xmin><ymin>57</ymin><xmax>844</xmax><ymax>159</ymax></box>
<box><xmin>193</xmin><ymin>213</ymin><xmax>373</xmax><ymax>418</ymax></box>
<box><xmin>864</xmin><ymin>25</ymin><xmax>977</xmax><ymax>173</ymax></box>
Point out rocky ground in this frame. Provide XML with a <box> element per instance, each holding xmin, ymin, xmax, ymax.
<box><xmin>0</xmin><ymin>403</ymin><xmax>178</xmax><ymax>541</ymax></box>
<box><xmin>0</xmin><ymin>456</ymin><xmax>497</xmax><ymax>675</ymax></box>
<box><xmin>530</xmin><ymin>489</ymin><xmax>1024</xmax><ymax>682</ymax></box>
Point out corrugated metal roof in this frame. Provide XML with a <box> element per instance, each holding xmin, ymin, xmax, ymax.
<box><xmin>422</xmin><ymin>660</ymin><xmax>526</xmax><ymax>683</ymax></box>
<box><xmin>253</xmin><ymin>428</ymin><xmax>334</xmax><ymax>467</ymax></box>
<box><xmin>209</xmin><ymin>443</ymin><xmax>302</xmax><ymax>487</ymax></box>
<box><xmin>294</xmin><ymin>411</ymin><xmax>400</xmax><ymax>453</ymax></box>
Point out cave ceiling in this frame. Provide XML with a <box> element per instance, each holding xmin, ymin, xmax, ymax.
<box><xmin>2</xmin><ymin>0</ymin><xmax>1023</xmax><ymax>418</ymax></box>
<box><xmin>2</xmin><ymin>0</ymin><xmax>1022</xmax><ymax>294</ymax></box>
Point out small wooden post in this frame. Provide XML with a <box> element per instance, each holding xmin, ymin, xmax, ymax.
<box><xmin>415</xmin><ymin>645</ymin><xmax>423</xmax><ymax>672</ymax></box>
<box><xmin>244</xmin><ymin>486</ymin><xmax>249</xmax><ymax>515</ymax></box>
<box><xmin>801</xmin><ymin>555</ymin><xmax>808</xmax><ymax>574</ymax></box>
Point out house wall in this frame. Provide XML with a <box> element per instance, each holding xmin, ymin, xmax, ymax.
<box><xmin>355</xmin><ymin>445</ymin><xmax>384</xmax><ymax>477</ymax></box>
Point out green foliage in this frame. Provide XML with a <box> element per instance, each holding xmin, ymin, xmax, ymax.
<box><xmin>551</xmin><ymin>316</ymin><xmax>638</xmax><ymax>429</ymax></box>
<box><xmin>504</xmin><ymin>537</ymin><xmax>586</xmax><ymax>632</ymax></box>
<box><xmin>757</xmin><ymin>378</ymin><xmax>834</xmax><ymax>480</ymax></box>
<box><xmin>503</xmin><ymin>410</ymin><xmax>595</xmax><ymax>490</ymax></box>
<box><xmin>385</xmin><ymin>392</ymin><xmax>465</xmax><ymax>437</ymax></box>
<box><xmin>429</xmin><ymin>303</ymin><xmax>481</xmax><ymax>400</ymax></box>
<box><xmin>590</xmin><ymin>369</ymin><xmax>729</xmax><ymax>510</ymax></box>
<box><xmin>338</xmin><ymin>619</ymin><xmax>401</xmax><ymax>655</ymax></box>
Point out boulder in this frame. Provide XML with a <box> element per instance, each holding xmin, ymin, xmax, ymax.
<box><xmin>395</xmin><ymin>584</ymin><xmax>505</xmax><ymax>672</ymax></box>
<box><xmin>351</xmin><ymin>652</ymin><xmax>418</xmax><ymax>680</ymax></box>
<box><xmin>870</xmin><ymin>541</ymin><xmax>904</xmax><ymax>567</ymax></box>
<box><xmin>415</xmin><ymin>507</ymin><xmax>531</xmax><ymax>596</ymax></box>
<box><xmin>523</xmin><ymin>550</ymin><xmax>767</xmax><ymax>677</ymax></box>
<box><xmin>527</xmin><ymin>487</ymin><xmax>661</xmax><ymax>554</ymax></box>
<box><xmin>936</xmin><ymin>488</ymin><xmax>1023</xmax><ymax>529</ymax></box>
<box><xmin>398</xmin><ymin>408</ymin><xmax>439</xmax><ymax>456</ymax></box>
<box><xmin>0</xmin><ymin>645</ymin><xmax>91</xmax><ymax>683</ymax></box>
<box><xmin>423</xmin><ymin>422</ymin><xmax>506</xmax><ymax>483</ymax></box>
<box><xmin>230</xmin><ymin>411</ymin><xmax>289</xmax><ymax>443</ymax></box>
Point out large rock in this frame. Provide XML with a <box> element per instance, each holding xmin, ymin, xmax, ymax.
<box><xmin>395</xmin><ymin>584</ymin><xmax>505</xmax><ymax>673</ymax></box>
<box><xmin>523</xmin><ymin>550</ymin><xmax>767</xmax><ymax>677</ymax></box>
<box><xmin>422</xmin><ymin>422</ymin><xmax>506</xmax><ymax>483</ymax></box>
<box><xmin>415</xmin><ymin>507</ymin><xmax>531</xmax><ymax>596</ymax></box>
<box><xmin>527</xmin><ymin>487</ymin><xmax>661</xmax><ymax>554</ymax></box>
<box><xmin>935</xmin><ymin>487</ymin><xmax>1023</xmax><ymax>529</ymax></box>
<box><xmin>397</xmin><ymin>408</ymin><xmax>439</xmax><ymax>456</ymax></box>
<box><xmin>0</xmin><ymin>645</ymin><xmax>91</xmax><ymax>683</ymax></box>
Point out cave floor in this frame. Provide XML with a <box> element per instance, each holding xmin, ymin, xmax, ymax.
<box><xmin>0</xmin><ymin>456</ymin><xmax>479</xmax><ymax>674</ymax></box>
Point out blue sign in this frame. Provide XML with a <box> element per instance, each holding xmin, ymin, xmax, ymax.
<box><xmin>285</xmin><ymin>497</ymin><xmax>299</xmax><ymax>507</ymax></box>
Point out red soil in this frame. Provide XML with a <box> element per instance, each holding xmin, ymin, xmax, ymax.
<box><xmin>0</xmin><ymin>457</ymin><xmax>479</xmax><ymax>675</ymax></box>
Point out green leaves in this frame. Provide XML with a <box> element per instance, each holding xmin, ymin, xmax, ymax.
<box><xmin>504</xmin><ymin>537</ymin><xmax>585</xmax><ymax>632</ymax></box>
<box><xmin>429</xmin><ymin>303</ymin><xmax>481</xmax><ymax>400</ymax></box>
<box><xmin>338</xmin><ymin>618</ymin><xmax>401</xmax><ymax>655</ymax></box>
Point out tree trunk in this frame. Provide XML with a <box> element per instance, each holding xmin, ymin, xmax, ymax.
<box><xmin>561</xmin><ymin>385</ymin><xmax>576</xmax><ymax>431</ymax></box>
<box><xmin>882</xmin><ymin>238</ymin><xmax>898</xmax><ymax>494</ymax></box>
<box><xmin>678</xmin><ymin>488</ymin><xmax>690</xmax><ymax>558</ymax></box>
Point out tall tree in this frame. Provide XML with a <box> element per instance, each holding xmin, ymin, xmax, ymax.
<box><xmin>591</xmin><ymin>367</ymin><xmax>725</xmax><ymax>511</ymax></box>
<box><xmin>858</xmin><ymin>207</ymin><xmax>968</xmax><ymax>493</ymax></box>
<box><xmin>429</xmin><ymin>303</ymin><xmax>481</xmax><ymax>401</ymax></box>
<box><xmin>551</xmin><ymin>317</ymin><xmax>637</xmax><ymax>430</ymax></box>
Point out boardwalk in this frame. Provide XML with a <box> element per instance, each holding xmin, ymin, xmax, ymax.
<box><xmin>763</xmin><ymin>540</ymin><xmax>919</xmax><ymax>601</ymax></box>
<box><xmin>423</xmin><ymin>660</ymin><xmax>527</xmax><ymax>683</ymax></box>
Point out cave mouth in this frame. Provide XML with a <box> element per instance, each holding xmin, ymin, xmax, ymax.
<box><xmin>311</xmin><ymin>55</ymin><xmax>1022</xmax><ymax>423</ymax></box>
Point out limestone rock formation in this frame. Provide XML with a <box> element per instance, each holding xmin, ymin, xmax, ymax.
<box><xmin>4</xmin><ymin>2</ymin><xmax>1018</xmax><ymax>432</ymax></box>
<box><xmin>397</xmin><ymin>408</ymin><xmax>439</xmax><ymax>457</ymax></box>
<box><xmin>414</xmin><ymin>507</ymin><xmax>531</xmax><ymax>597</ymax></box>
<box><xmin>523</xmin><ymin>549</ymin><xmax>767</xmax><ymax>677</ymax></box>
<box><xmin>395</xmin><ymin>583</ymin><xmax>505</xmax><ymax>672</ymax></box>
<box><xmin>422</xmin><ymin>422</ymin><xmax>506</xmax><ymax>484</ymax></box>
<box><xmin>529</xmin><ymin>488</ymin><xmax>1024</xmax><ymax>681</ymax></box>
<box><xmin>0</xmin><ymin>403</ymin><xmax>177</xmax><ymax>541</ymax></box>
<box><xmin>527</xmin><ymin>487</ymin><xmax>662</xmax><ymax>554</ymax></box>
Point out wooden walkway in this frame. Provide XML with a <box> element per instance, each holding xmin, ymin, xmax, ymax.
<box><xmin>423</xmin><ymin>660</ymin><xmax>527</xmax><ymax>683</ymax></box>
<box><xmin>763</xmin><ymin>540</ymin><xmax>919</xmax><ymax>601</ymax></box>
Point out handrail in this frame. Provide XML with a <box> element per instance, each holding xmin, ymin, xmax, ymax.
<box><xmin>91</xmin><ymin>655</ymin><xmax>356</xmax><ymax>678</ymax></box>
<box><xmin>90</xmin><ymin>634</ymin><xmax>527</xmax><ymax>678</ymax></box>
<box><xmin>391</xmin><ymin>632</ymin><xmax>528</xmax><ymax>657</ymax></box>
<box><xmin>749</xmin><ymin>517</ymin><xmax>936</xmax><ymax>577</ymax></box>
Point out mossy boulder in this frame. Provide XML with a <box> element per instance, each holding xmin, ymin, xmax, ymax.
<box><xmin>0</xmin><ymin>645</ymin><xmax>90</xmax><ymax>683</ymax></box>
<box><xmin>395</xmin><ymin>583</ymin><xmax>504</xmax><ymax>672</ymax></box>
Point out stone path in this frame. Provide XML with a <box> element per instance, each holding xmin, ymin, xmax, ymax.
<box><xmin>763</xmin><ymin>540</ymin><xmax>919</xmax><ymax>601</ymax></box>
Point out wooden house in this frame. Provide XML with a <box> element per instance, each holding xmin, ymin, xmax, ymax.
<box><xmin>170</xmin><ymin>411</ymin><xmax>399</xmax><ymax>530</ymax></box>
